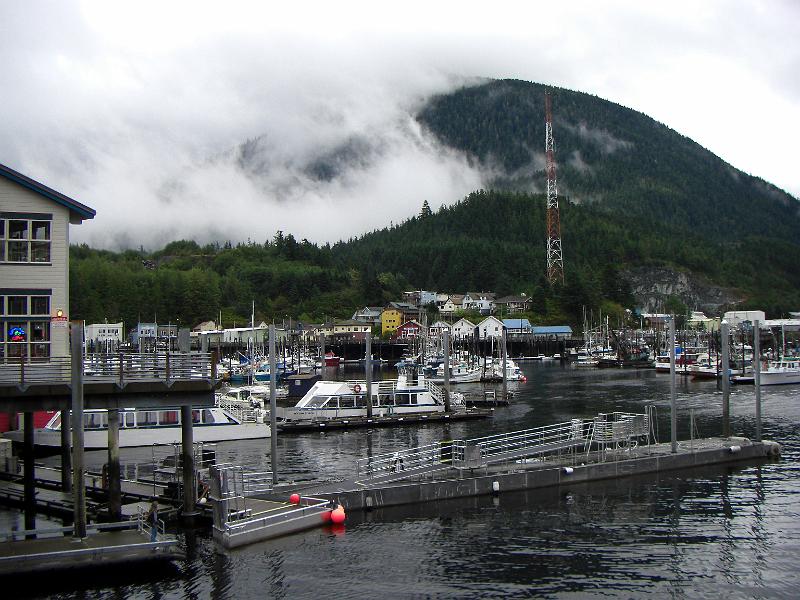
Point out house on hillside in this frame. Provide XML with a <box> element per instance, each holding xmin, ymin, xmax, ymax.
<box><xmin>0</xmin><ymin>162</ymin><xmax>95</xmax><ymax>358</ymax></box>
<box><xmin>403</xmin><ymin>290</ymin><xmax>437</xmax><ymax>308</ymax></box>
<box><xmin>463</xmin><ymin>292</ymin><xmax>496</xmax><ymax>315</ymax></box>
<box><xmin>451</xmin><ymin>318</ymin><xmax>476</xmax><ymax>339</ymax></box>
<box><xmin>439</xmin><ymin>294</ymin><xmax>463</xmax><ymax>316</ymax></box>
<box><xmin>477</xmin><ymin>316</ymin><xmax>504</xmax><ymax>339</ymax></box>
<box><xmin>351</xmin><ymin>306</ymin><xmax>383</xmax><ymax>325</ymax></box>
<box><xmin>503</xmin><ymin>318</ymin><xmax>532</xmax><ymax>335</ymax></box>
<box><xmin>495</xmin><ymin>294</ymin><xmax>532</xmax><ymax>315</ymax></box>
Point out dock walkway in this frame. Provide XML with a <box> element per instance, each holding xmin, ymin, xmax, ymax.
<box><xmin>0</xmin><ymin>527</ymin><xmax>183</xmax><ymax>576</ymax></box>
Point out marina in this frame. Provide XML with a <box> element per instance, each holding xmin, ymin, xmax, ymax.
<box><xmin>2</xmin><ymin>358</ymin><xmax>796</xmax><ymax>597</ymax></box>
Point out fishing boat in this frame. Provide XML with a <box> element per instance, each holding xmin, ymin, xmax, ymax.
<box><xmin>733</xmin><ymin>356</ymin><xmax>800</xmax><ymax>386</ymax></box>
<box><xmin>4</xmin><ymin>403</ymin><xmax>271</xmax><ymax>449</ymax></box>
<box><xmin>277</xmin><ymin>368</ymin><xmax>465</xmax><ymax>424</ymax></box>
<box><xmin>322</xmin><ymin>352</ymin><xmax>341</xmax><ymax>367</ymax></box>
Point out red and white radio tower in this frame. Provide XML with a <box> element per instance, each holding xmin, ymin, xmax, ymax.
<box><xmin>544</xmin><ymin>91</ymin><xmax>564</xmax><ymax>284</ymax></box>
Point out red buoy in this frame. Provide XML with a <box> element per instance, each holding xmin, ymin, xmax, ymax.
<box><xmin>331</xmin><ymin>507</ymin><xmax>346</xmax><ymax>524</ymax></box>
<box><xmin>321</xmin><ymin>510</ymin><xmax>332</xmax><ymax>522</ymax></box>
<box><xmin>289</xmin><ymin>493</ymin><xmax>301</xmax><ymax>504</ymax></box>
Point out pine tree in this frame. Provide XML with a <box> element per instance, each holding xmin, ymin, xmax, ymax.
<box><xmin>419</xmin><ymin>200</ymin><xmax>432</xmax><ymax>218</ymax></box>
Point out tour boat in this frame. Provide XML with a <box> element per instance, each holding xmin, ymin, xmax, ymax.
<box><xmin>4</xmin><ymin>404</ymin><xmax>271</xmax><ymax>449</ymax></box>
<box><xmin>277</xmin><ymin>370</ymin><xmax>464</xmax><ymax>424</ymax></box>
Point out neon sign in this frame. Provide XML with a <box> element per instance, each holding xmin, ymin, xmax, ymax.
<box><xmin>8</xmin><ymin>326</ymin><xmax>26</xmax><ymax>342</ymax></box>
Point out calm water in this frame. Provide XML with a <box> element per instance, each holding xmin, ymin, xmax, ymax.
<box><xmin>6</xmin><ymin>362</ymin><xmax>800</xmax><ymax>599</ymax></box>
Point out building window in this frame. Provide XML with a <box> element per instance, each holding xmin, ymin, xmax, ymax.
<box><xmin>1</xmin><ymin>217</ymin><xmax>52</xmax><ymax>263</ymax></box>
<box><xmin>1</xmin><ymin>292</ymin><xmax>52</xmax><ymax>359</ymax></box>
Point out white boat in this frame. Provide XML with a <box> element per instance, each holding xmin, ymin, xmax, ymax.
<box><xmin>277</xmin><ymin>371</ymin><xmax>464</xmax><ymax>423</ymax></box>
<box><xmin>489</xmin><ymin>358</ymin><xmax>526</xmax><ymax>381</ymax></box>
<box><xmin>428</xmin><ymin>360</ymin><xmax>483</xmax><ymax>384</ymax></box>
<box><xmin>755</xmin><ymin>357</ymin><xmax>800</xmax><ymax>386</ymax></box>
<box><xmin>4</xmin><ymin>404</ymin><xmax>271</xmax><ymax>449</ymax></box>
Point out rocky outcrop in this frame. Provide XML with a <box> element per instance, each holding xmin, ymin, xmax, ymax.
<box><xmin>623</xmin><ymin>266</ymin><xmax>744</xmax><ymax>315</ymax></box>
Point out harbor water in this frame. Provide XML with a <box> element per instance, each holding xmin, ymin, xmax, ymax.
<box><xmin>5</xmin><ymin>361</ymin><xmax>800</xmax><ymax>598</ymax></box>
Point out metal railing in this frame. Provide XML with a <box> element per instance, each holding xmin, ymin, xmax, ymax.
<box><xmin>222</xmin><ymin>495</ymin><xmax>331</xmax><ymax>534</ymax></box>
<box><xmin>355</xmin><ymin>440</ymin><xmax>457</xmax><ymax>480</ymax></box>
<box><xmin>136</xmin><ymin>505</ymin><xmax>166</xmax><ymax>541</ymax></box>
<box><xmin>214</xmin><ymin>464</ymin><xmax>274</xmax><ymax>522</ymax></box>
<box><xmin>0</xmin><ymin>352</ymin><xmax>215</xmax><ymax>386</ymax></box>
<box><xmin>216</xmin><ymin>395</ymin><xmax>260</xmax><ymax>423</ymax></box>
<box><xmin>356</xmin><ymin>412</ymin><xmax>651</xmax><ymax>481</ymax></box>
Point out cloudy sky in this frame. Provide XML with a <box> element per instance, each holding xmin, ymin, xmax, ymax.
<box><xmin>1</xmin><ymin>0</ymin><xmax>798</xmax><ymax>249</ymax></box>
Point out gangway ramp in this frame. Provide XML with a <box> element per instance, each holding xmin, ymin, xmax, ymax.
<box><xmin>354</xmin><ymin>412</ymin><xmax>650</xmax><ymax>485</ymax></box>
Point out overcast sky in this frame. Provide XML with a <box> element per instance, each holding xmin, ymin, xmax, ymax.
<box><xmin>1</xmin><ymin>0</ymin><xmax>798</xmax><ymax>249</ymax></box>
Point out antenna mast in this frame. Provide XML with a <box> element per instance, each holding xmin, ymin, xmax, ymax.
<box><xmin>545</xmin><ymin>91</ymin><xmax>564</xmax><ymax>284</ymax></box>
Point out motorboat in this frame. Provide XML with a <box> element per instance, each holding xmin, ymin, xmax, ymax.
<box><xmin>277</xmin><ymin>369</ymin><xmax>465</xmax><ymax>424</ymax></box>
<box><xmin>734</xmin><ymin>356</ymin><xmax>800</xmax><ymax>386</ymax></box>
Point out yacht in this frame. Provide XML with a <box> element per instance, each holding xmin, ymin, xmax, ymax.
<box><xmin>277</xmin><ymin>369</ymin><xmax>464</xmax><ymax>424</ymax></box>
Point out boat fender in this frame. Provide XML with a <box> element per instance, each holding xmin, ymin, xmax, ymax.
<box><xmin>728</xmin><ymin>445</ymin><xmax>742</xmax><ymax>453</ymax></box>
<box><xmin>563</xmin><ymin>467</ymin><xmax>574</xmax><ymax>475</ymax></box>
<box><xmin>492</xmin><ymin>481</ymin><xmax>500</xmax><ymax>494</ymax></box>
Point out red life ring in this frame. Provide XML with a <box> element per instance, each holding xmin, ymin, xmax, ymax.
<box><xmin>353</xmin><ymin>384</ymin><xmax>362</xmax><ymax>393</ymax></box>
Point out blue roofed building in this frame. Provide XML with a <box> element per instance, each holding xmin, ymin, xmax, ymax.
<box><xmin>502</xmin><ymin>319</ymin><xmax>532</xmax><ymax>334</ymax></box>
<box><xmin>532</xmin><ymin>325</ymin><xmax>573</xmax><ymax>340</ymax></box>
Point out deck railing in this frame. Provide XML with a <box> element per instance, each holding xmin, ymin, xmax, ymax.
<box><xmin>0</xmin><ymin>352</ymin><xmax>215</xmax><ymax>386</ymax></box>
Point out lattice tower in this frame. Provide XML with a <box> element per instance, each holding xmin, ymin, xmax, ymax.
<box><xmin>544</xmin><ymin>91</ymin><xmax>564</xmax><ymax>284</ymax></box>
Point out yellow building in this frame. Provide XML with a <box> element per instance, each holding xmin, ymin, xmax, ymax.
<box><xmin>381</xmin><ymin>308</ymin><xmax>404</xmax><ymax>336</ymax></box>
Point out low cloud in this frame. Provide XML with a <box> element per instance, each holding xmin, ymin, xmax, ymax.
<box><xmin>1</xmin><ymin>1</ymin><xmax>798</xmax><ymax>250</ymax></box>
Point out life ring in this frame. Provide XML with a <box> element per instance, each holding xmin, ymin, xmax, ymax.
<box><xmin>353</xmin><ymin>384</ymin><xmax>362</xmax><ymax>393</ymax></box>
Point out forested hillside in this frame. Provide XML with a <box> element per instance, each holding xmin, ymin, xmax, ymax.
<box><xmin>69</xmin><ymin>79</ymin><xmax>800</xmax><ymax>328</ymax></box>
<box><xmin>417</xmin><ymin>79</ymin><xmax>800</xmax><ymax>246</ymax></box>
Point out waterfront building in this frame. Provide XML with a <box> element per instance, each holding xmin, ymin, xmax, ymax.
<box><xmin>451</xmin><ymin>318</ymin><xmax>476</xmax><ymax>339</ymax></box>
<box><xmin>85</xmin><ymin>322</ymin><xmax>124</xmax><ymax>351</ymax></box>
<box><xmin>477</xmin><ymin>316</ymin><xmax>504</xmax><ymax>339</ymax></box>
<box><xmin>0</xmin><ymin>162</ymin><xmax>95</xmax><ymax>358</ymax></box>
<box><xmin>502</xmin><ymin>318</ymin><xmax>533</xmax><ymax>335</ymax></box>
<box><xmin>381</xmin><ymin>302</ymin><xmax>416</xmax><ymax>336</ymax></box>
<box><xmin>429</xmin><ymin>320</ymin><xmax>450</xmax><ymax>338</ymax></box>
<box><xmin>394</xmin><ymin>320</ymin><xmax>423</xmax><ymax>340</ymax></box>
<box><xmin>532</xmin><ymin>325</ymin><xmax>573</xmax><ymax>340</ymax></box>
<box><xmin>332</xmin><ymin>320</ymin><xmax>372</xmax><ymax>340</ymax></box>
<box><xmin>723</xmin><ymin>310</ymin><xmax>766</xmax><ymax>329</ymax></box>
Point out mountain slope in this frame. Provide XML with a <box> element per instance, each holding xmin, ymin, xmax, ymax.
<box><xmin>417</xmin><ymin>79</ymin><xmax>799</xmax><ymax>245</ymax></box>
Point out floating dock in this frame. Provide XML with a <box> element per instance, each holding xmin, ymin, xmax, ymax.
<box><xmin>267</xmin><ymin>412</ymin><xmax>781</xmax><ymax>512</ymax></box>
<box><xmin>277</xmin><ymin>408</ymin><xmax>492</xmax><ymax>433</ymax></box>
<box><xmin>0</xmin><ymin>523</ymin><xmax>183</xmax><ymax>576</ymax></box>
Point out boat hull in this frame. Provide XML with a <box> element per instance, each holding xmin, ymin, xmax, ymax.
<box><xmin>4</xmin><ymin>422</ymin><xmax>271</xmax><ymax>449</ymax></box>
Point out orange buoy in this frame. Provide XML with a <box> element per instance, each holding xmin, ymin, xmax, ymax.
<box><xmin>321</xmin><ymin>510</ymin><xmax>332</xmax><ymax>522</ymax></box>
<box><xmin>331</xmin><ymin>506</ymin><xmax>346</xmax><ymax>524</ymax></box>
<box><xmin>289</xmin><ymin>493</ymin><xmax>301</xmax><ymax>504</ymax></box>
